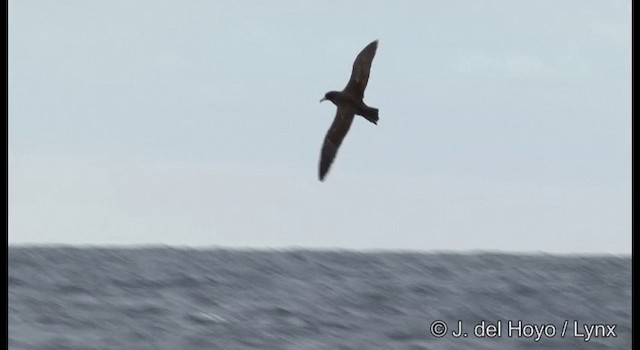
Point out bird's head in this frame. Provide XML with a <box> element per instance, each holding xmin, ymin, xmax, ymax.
<box><xmin>320</xmin><ymin>91</ymin><xmax>339</xmax><ymax>103</ymax></box>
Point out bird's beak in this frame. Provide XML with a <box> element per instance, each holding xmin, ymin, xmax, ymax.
<box><xmin>319</xmin><ymin>97</ymin><xmax>327</xmax><ymax>103</ymax></box>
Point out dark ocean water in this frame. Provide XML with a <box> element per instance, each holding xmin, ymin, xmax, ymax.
<box><xmin>8</xmin><ymin>247</ymin><xmax>631</xmax><ymax>350</ymax></box>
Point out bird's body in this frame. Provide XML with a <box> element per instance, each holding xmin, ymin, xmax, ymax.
<box><xmin>319</xmin><ymin>40</ymin><xmax>379</xmax><ymax>181</ymax></box>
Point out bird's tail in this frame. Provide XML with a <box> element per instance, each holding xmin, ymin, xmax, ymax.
<box><xmin>363</xmin><ymin>107</ymin><xmax>379</xmax><ymax>125</ymax></box>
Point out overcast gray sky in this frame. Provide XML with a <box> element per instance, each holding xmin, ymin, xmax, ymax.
<box><xmin>9</xmin><ymin>0</ymin><xmax>631</xmax><ymax>254</ymax></box>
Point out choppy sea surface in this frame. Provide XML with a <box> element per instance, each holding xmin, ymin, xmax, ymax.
<box><xmin>8</xmin><ymin>247</ymin><xmax>631</xmax><ymax>349</ymax></box>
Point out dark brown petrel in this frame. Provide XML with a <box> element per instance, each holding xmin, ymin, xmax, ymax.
<box><xmin>318</xmin><ymin>40</ymin><xmax>379</xmax><ymax>181</ymax></box>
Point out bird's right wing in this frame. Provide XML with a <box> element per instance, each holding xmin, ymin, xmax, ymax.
<box><xmin>344</xmin><ymin>40</ymin><xmax>378</xmax><ymax>99</ymax></box>
<box><xmin>319</xmin><ymin>107</ymin><xmax>355</xmax><ymax>181</ymax></box>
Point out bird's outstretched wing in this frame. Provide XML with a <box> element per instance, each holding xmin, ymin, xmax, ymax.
<box><xmin>319</xmin><ymin>106</ymin><xmax>355</xmax><ymax>181</ymax></box>
<box><xmin>343</xmin><ymin>40</ymin><xmax>378</xmax><ymax>99</ymax></box>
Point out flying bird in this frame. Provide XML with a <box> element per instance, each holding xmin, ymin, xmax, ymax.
<box><xmin>318</xmin><ymin>40</ymin><xmax>379</xmax><ymax>181</ymax></box>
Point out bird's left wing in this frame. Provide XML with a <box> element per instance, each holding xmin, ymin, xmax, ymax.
<box><xmin>344</xmin><ymin>40</ymin><xmax>378</xmax><ymax>99</ymax></box>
